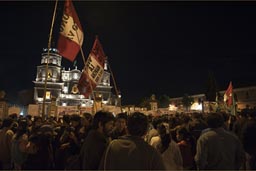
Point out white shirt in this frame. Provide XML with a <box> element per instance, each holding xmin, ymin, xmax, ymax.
<box><xmin>150</xmin><ymin>136</ymin><xmax>183</xmax><ymax>170</ymax></box>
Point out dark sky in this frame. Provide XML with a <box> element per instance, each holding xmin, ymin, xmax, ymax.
<box><xmin>1</xmin><ymin>1</ymin><xmax>256</xmax><ymax>105</ymax></box>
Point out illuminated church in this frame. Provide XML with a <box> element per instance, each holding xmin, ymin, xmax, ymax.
<box><xmin>33</xmin><ymin>48</ymin><xmax>119</xmax><ymax>109</ymax></box>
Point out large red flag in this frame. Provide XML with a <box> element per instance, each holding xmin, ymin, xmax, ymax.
<box><xmin>78</xmin><ymin>36</ymin><xmax>106</xmax><ymax>98</ymax></box>
<box><xmin>57</xmin><ymin>0</ymin><xmax>84</xmax><ymax>62</ymax></box>
<box><xmin>224</xmin><ymin>81</ymin><xmax>233</xmax><ymax>106</ymax></box>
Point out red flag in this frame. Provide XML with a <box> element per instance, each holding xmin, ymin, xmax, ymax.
<box><xmin>78</xmin><ymin>36</ymin><xmax>106</xmax><ymax>98</ymax></box>
<box><xmin>91</xmin><ymin>35</ymin><xmax>106</xmax><ymax>66</ymax></box>
<box><xmin>224</xmin><ymin>81</ymin><xmax>233</xmax><ymax>106</ymax></box>
<box><xmin>57</xmin><ymin>0</ymin><xmax>84</xmax><ymax>62</ymax></box>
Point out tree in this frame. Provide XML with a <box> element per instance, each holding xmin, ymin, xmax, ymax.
<box><xmin>138</xmin><ymin>96</ymin><xmax>151</xmax><ymax>110</ymax></box>
<box><xmin>182</xmin><ymin>94</ymin><xmax>194</xmax><ymax>111</ymax></box>
<box><xmin>205</xmin><ymin>71</ymin><xmax>218</xmax><ymax>102</ymax></box>
<box><xmin>18</xmin><ymin>89</ymin><xmax>34</xmax><ymax>106</ymax></box>
<box><xmin>158</xmin><ymin>94</ymin><xmax>170</xmax><ymax>108</ymax></box>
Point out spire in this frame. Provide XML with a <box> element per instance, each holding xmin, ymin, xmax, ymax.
<box><xmin>104</xmin><ymin>56</ymin><xmax>108</xmax><ymax>70</ymax></box>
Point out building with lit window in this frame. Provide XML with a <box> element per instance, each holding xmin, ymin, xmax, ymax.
<box><xmin>169</xmin><ymin>86</ymin><xmax>256</xmax><ymax>112</ymax></box>
<box><xmin>33</xmin><ymin>48</ymin><xmax>118</xmax><ymax>114</ymax></box>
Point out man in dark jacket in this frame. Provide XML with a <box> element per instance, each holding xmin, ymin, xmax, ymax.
<box><xmin>99</xmin><ymin>112</ymin><xmax>166</xmax><ymax>170</ymax></box>
<box><xmin>80</xmin><ymin>111</ymin><xmax>114</xmax><ymax>170</ymax></box>
<box><xmin>195</xmin><ymin>113</ymin><xmax>245</xmax><ymax>170</ymax></box>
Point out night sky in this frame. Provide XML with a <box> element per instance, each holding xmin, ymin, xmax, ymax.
<box><xmin>1</xmin><ymin>1</ymin><xmax>256</xmax><ymax>105</ymax></box>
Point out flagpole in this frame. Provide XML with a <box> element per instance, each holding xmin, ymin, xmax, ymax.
<box><xmin>80</xmin><ymin>47</ymin><xmax>87</xmax><ymax>67</ymax></box>
<box><xmin>42</xmin><ymin>0</ymin><xmax>59</xmax><ymax>119</ymax></box>
<box><xmin>72</xmin><ymin>21</ymin><xmax>98</xmax><ymax>114</ymax></box>
<box><xmin>107</xmin><ymin>59</ymin><xmax>122</xmax><ymax>113</ymax></box>
<box><xmin>232</xmin><ymin>86</ymin><xmax>236</xmax><ymax>116</ymax></box>
<box><xmin>79</xmin><ymin>48</ymin><xmax>98</xmax><ymax>113</ymax></box>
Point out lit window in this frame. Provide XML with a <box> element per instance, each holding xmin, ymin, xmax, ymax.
<box><xmin>190</xmin><ymin>102</ymin><xmax>202</xmax><ymax>111</ymax></box>
<box><xmin>46</xmin><ymin>91</ymin><xmax>51</xmax><ymax>99</ymax></box>
<box><xmin>63</xmin><ymin>86</ymin><xmax>68</xmax><ymax>93</ymax></box>
<box><xmin>38</xmin><ymin>98</ymin><xmax>43</xmax><ymax>102</ymax></box>
<box><xmin>73</xmin><ymin>73</ymin><xmax>78</xmax><ymax>79</ymax></box>
<box><xmin>169</xmin><ymin>104</ymin><xmax>177</xmax><ymax>111</ymax></box>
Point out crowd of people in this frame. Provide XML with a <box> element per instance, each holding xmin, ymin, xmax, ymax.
<box><xmin>0</xmin><ymin>110</ymin><xmax>255</xmax><ymax>170</ymax></box>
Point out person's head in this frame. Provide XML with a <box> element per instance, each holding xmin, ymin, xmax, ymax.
<box><xmin>147</xmin><ymin>114</ymin><xmax>153</xmax><ymax>123</ymax></box>
<box><xmin>33</xmin><ymin>116</ymin><xmax>43</xmax><ymax>127</ymax></box>
<box><xmin>81</xmin><ymin>112</ymin><xmax>93</xmax><ymax>127</ymax></box>
<box><xmin>62</xmin><ymin>114</ymin><xmax>70</xmax><ymax>125</ymax></box>
<box><xmin>26</xmin><ymin>115</ymin><xmax>33</xmax><ymax>127</ymax></box>
<box><xmin>206</xmin><ymin>113</ymin><xmax>224</xmax><ymax>128</ymax></box>
<box><xmin>127</xmin><ymin>112</ymin><xmax>148</xmax><ymax>137</ymax></box>
<box><xmin>26</xmin><ymin>115</ymin><xmax>32</xmax><ymax>120</ymax></box>
<box><xmin>18</xmin><ymin>119</ymin><xmax>28</xmax><ymax>131</ymax></box>
<box><xmin>152</xmin><ymin>117</ymin><xmax>160</xmax><ymax>129</ymax></box>
<box><xmin>15</xmin><ymin>119</ymin><xmax>28</xmax><ymax>139</ymax></box>
<box><xmin>193</xmin><ymin>112</ymin><xmax>203</xmax><ymax>120</ymax></box>
<box><xmin>157</xmin><ymin>122</ymin><xmax>168</xmax><ymax>137</ymax></box>
<box><xmin>176</xmin><ymin>126</ymin><xmax>190</xmax><ymax>142</ymax></box>
<box><xmin>39</xmin><ymin>124</ymin><xmax>57</xmax><ymax>138</ymax></box>
<box><xmin>70</xmin><ymin>114</ymin><xmax>81</xmax><ymax>128</ymax></box>
<box><xmin>2</xmin><ymin>117</ymin><xmax>13</xmax><ymax>128</ymax></box>
<box><xmin>92</xmin><ymin>111</ymin><xmax>115</xmax><ymax>137</ymax></box>
<box><xmin>157</xmin><ymin>122</ymin><xmax>171</xmax><ymax>153</ymax></box>
<box><xmin>115</xmin><ymin>113</ymin><xmax>128</xmax><ymax>132</ymax></box>
<box><xmin>11</xmin><ymin>121</ymin><xmax>18</xmax><ymax>133</ymax></box>
<box><xmin>182</xmin><ymin>115</ymin><xmax>191</xmax><ymax>124</ymax></box>
<box><xmin>9</xmin><ymin>113</ymin><xmax>18</xmax><ymax>120</ymax></box>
